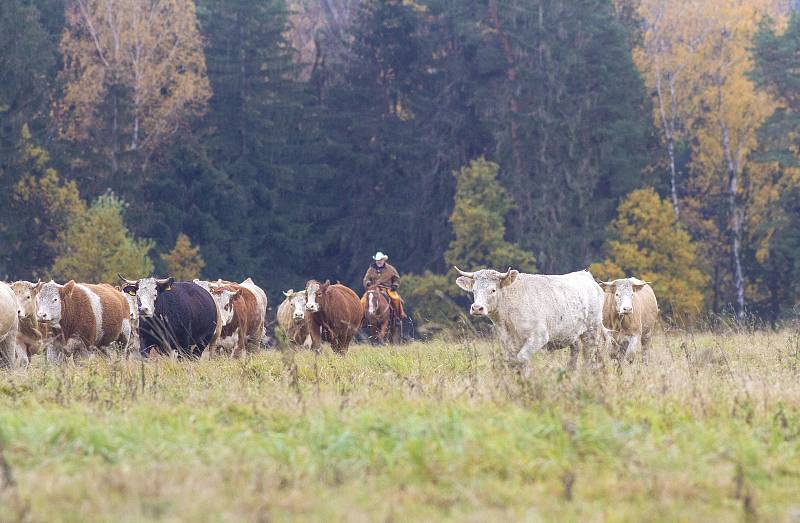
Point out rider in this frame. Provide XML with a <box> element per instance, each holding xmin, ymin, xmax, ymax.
<box><xmin>362</xmin><ymin>251</ymin><xmax>405</xmax><ymax>319</ymax></box>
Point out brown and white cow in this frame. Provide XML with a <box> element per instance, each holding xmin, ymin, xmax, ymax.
<box><xmin>598</xmin><ymin>277</ymin><xmax>659</xmax><ymax>364</ymax></box>
<box><xmin>11</xmin><ymin>280</ymin><xmax>48</xmax><ymax>363</ymax></box>
<box><xmin>277</xmin><ymin>290</ymin><xmax>311</xmax><ymax>347</ymax></box>
<box><xmin>304</xmin><ymin>280</ymin><xmax>363</xmax><ymax>354</ymax></box>
<box><xmin>36</xmin><ymin>280</ymin><xmax>131</xmax><ymax>361</ymax></box>
<box><xmin>239</xmin><ymin>277</ymin><xmax>268</xmax><ymax>340</ymax></box>
<box><xmin>206</xmin><ymin>282</ymin><xmax>264</xmax><ymax>358</ymax></box>
<box><xmin>0</xmin><ymin>282</ymin><xmax>21</xmax><ymax>368</ymax></box>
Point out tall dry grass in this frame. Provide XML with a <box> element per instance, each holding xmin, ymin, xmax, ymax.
<box><xmin>0</xmin><ymin>327</ymin><xmax>799</xmax><ymax>521</ymax></box>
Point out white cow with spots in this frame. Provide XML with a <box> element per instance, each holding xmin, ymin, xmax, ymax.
<box><xmin>455</xmin><ymin>267</ymin><xmax>609</xmax><ymax>369</ymax></box>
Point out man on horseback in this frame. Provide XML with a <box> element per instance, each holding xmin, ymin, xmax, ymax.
<box><xmin>362</xmin><ymin>251</ymin><xmax>405</xmax><ymax>319</ymax></box>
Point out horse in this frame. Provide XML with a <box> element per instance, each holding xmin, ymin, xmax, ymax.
<box><xmin>364</xmin><ymin>284</ymin><xmax>394</xmax><ymax>344</ymax></box>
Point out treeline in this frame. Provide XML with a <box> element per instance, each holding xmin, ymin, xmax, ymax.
<box><xmin>0</xmin><ymin>0</ymin><xmax>798</xmax><ymax>322</ymax></box>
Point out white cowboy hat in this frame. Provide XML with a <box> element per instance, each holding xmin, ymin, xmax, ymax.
<box><xmin>372</xmin><ymin>251</ymin><xmax>389</xmax><ymax>261</ymax></box>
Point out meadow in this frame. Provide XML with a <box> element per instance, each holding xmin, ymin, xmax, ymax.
<box><xmin>1</xmin><ymin>329</ymin><xmax>800</xmax><ymax>522</ymax></box>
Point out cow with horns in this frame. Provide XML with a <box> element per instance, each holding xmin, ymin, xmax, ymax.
<box><xmin>119</xmin><ymin>275</ymin><xmax>218</xmax><ymax>358</ymax></box>
<box><xmin>454</xmin><ymin>266</ymin><xmax>609</xmax><ymax>369</ymax></box>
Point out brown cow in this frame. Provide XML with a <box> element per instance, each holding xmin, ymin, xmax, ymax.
<box><xmin>36</xmin><ymin>280</ymin><xmax>131</xmax><ymax>361</ymax></box>
<box><xmin>208</xmin><ymin>282</ymin><xmax>263</xmax><ymax>358</ymax></box>
<box><xmin>304</xmin><ymin>280</ymin><xmax>363</xmax><ymax>354</ymax></box>
<box><xmin>598</xmin><ymin>277</ymin><xmax>659</xmax><ymax>364</ymax></box>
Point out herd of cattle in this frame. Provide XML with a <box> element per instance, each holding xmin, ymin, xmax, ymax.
<box><xmin>0</xmin><ymin>266</ymin><xmax>659</xmax><ymax>369</ymax></box>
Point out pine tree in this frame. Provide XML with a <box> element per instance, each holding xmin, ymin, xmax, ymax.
<box><xmin>445</xmin><ymin>158</ymin><xmax>536</xmax><ymax>272</ymax></box>
<box><xmin>161</xmin><ymin>233</ymin><xmax>206</xmax><ymax>281</ymax></box>
<box><xmin>52</xmin><ymin>193</ymin><xmax>154</xmax><ymax>283</ymax></box>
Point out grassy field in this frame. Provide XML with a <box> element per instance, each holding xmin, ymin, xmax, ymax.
<box><xmin>1</xmin><ymin>330</ymin><xmax>800</xmax><ymax>522</ymax></box>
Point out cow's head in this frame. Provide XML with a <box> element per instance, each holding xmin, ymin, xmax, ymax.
<box><xmin>119</xmin><ymin>275</ymin><xmax>173</xmax><ymax>318</ymax></box>
<box><xmin>598</xmin><ymin>278</ymin><xmax>648</xmax><ymax>316</ymax></box>
<box><xmin>36</xmin><ymin>280</ymin><xmax>72</xmax><ymax>324</ymax></box>
<box><xmin>454</xmin><ymin>267</ymin><xmax>518</xmax><ymax>317</ymax></box>
<box><xmin>284</xmin><ymin>290</ymin><xmax>307</xmax><ymax>323</ymax></box>
<box><xmin>305</xmin><ymin>280</ymin><xmax>322</xmax><ymax>312</ymax></box>
<box><xmin>209</xmin><ymin>285</ymin><xmax>239</xmax><ymax>325</ymax></box>
<box><xmin>11</xmin><ymin>280</ymin><xmax>42</xmax><ymax>319</ymax></box>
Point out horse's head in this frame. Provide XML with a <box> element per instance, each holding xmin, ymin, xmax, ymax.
<box><xmin>365</xmin><ymin>285</ymin><xmax>389</xmax><ymax>317</ymax></box>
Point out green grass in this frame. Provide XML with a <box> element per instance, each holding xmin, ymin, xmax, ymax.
<box><xmin>2</xmin><ymin>331</ymin><xmax>800</xmax><ymax>521</ymax></box>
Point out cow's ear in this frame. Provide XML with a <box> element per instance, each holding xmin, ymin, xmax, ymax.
<box><xmin>500</xmin><ymin>269</ymin><xmax>519</xmax><ymax>288</ymax></box>
<box><xmin>598</xmin><ymin>281</ymin><xmax>615</xmax><ymax>293</ymax></box>
<box><xmin>33</xmin><ymin>280</ymin><xmax>44</xmax><ymax>292</ymax></box>
<box><xmin>63</xmin><ymin>280</ymin><xmax>76</xmax><ymax>296</ymax></box>
<box><xmin>123</xmin><ymin>285</ymin><xmax>137</xmax><ymax>296</ymax></box>
<box><xmin>456</xmin><ymin>276</ymin><xmax>474</xmax><ymax>292</ymax></box>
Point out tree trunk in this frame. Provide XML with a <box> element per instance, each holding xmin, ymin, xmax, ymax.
<box><xmin>721</xmin><ymin>121</ymin><xmax>745</xmax><ymax>320</ymax></box>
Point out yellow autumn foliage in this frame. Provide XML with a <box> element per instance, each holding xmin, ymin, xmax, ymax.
<box><xmin>590</xmin><ymin>188</ymin><xmax>707</xmax><ymax>321</ymax></box>
<box><xmin>161</xmin><ymin>233</ymin><xmax>206</xmax><ymax>281</ymax></box>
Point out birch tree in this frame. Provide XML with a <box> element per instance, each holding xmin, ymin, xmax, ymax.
<box><xmin>57</xmin><ymin>0</ymin><xmax>210</xmax><ymax>179</ymax></box>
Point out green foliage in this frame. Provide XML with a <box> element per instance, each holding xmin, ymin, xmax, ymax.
<box><xmin>52</xmin><ymin>193</ymin><xmax>154</xmax><ymax>283</ymax></box>
<box><xmin>401</xmin><ymin>271</ymin><xmax>463</xmax><ymax>331</ymax></box>
<box><xmin>752</xmin><ymin>12</ymin><xmax>800</xmax><ymax>167</ymax></box>
<box><xmin>161</xmin><ymin>233</ymin><xmax>205</xmax><ymax>281</ymax></box>
<box><xmin>0</xmin><ymin>0</ymin><xmax>61</xmax><ymax>277</ymax></box>
<box><xmin>5</xmin><ymin>126</ymin><xmax>86</xmax><ymax>277</ymax></box>
<box><xmin>590</xmin><ymin>188</ymin><xmax>707</xmax><ymax>320</ymax></box>
<box><xmin>445</xmin><ymin>158</ymin><xmax>536</xmax><ymax>272</ymax></box>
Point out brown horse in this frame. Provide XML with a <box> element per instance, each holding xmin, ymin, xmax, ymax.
<box><xmin>363</xmin><ymin>284</ymin><xmax>394</xmax><ymax>344</ymax></box>
<box><xmin>305</xmin><ymin>280</ymin><xmax>363</xmax><ymax>354</ymax></box>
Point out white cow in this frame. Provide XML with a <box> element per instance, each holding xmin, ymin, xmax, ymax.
<box><xmin>276</xmin><ymin>290</ymin><xmax>311</xmax><ymax>347</ymax></box>
<box><xmin>0</xmin><ymin>282</ymin><xmax>22</xmax><ymax>368</ymax></box>
<box><xmin>455</xmin><ymin>267</ymin><xmax>608</xmax><ymax>369</ymax></box>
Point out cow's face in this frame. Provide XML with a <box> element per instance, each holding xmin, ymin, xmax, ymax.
<box><xmin>456</xmin><ymin>269</ymin><xmax>519</xmax><ymax>316</ymax></box>
<box><xmin>36</xmin><ymin>281</ymin><xmax>68</xmax><ymax>324</ymax></box>
<box><xmin>600</xmin><ymin>278</ymin><xmax>646</xmax><ymax>316</ymax></box>
<box><xmin>285</xmin><ymin>291</ymin><xmax>307</xmax><ymax>323</ymax></box>
<box><xmin>11</xmin><ymin>280</ymin><xmax>41</xmax><ymax>319</ymax></box>
<box><xmin>211</xmin><ymin>288</ymin><xmax>238</xmax><ymax>325</ymax></box>
<box><xmin>129</xmin><ymin>277</ymin><xmax>173</xmax><ymax>318</ymax></box>
<box><xmin>305</xmin><ymin>281</ymin><xmax>321</xmax><ymax>312</ymax></box>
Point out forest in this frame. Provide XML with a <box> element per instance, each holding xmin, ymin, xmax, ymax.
<box><xmin>2</xmin><ymin>0</ymin><xmax>800</xmax><ymax>323</ymax></box>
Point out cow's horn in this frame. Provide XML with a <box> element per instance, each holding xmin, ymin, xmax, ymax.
<box><xmin>118</xmin><ymin>273</ymin><xmax>136</xmax><ymax>285</ymax></box>
<box><xmin>498</xmin><ymin>266</ymin><xmax>512</xmax><ymax>278</ymax></box>
<box><xmin>453</xmin><ymin>266</ymin><xmax>476</xmax><ymax>278</ymax></box>
<box><xmin>283</xmin><ymin>289</ymin><xmax>293</xmax><ymax>297</ymax></box>
<box><xmin>155</xmin><ymin>277</ymin><xmax>171</xmax><ymax>285</ymax></box>
<box><xmin>630</xmin><ymin>277</ymin><xmax>649</xmax><ymax>286</ymax></box>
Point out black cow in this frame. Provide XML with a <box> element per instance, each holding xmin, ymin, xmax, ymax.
<box><xmin>119</xmin><ymin>276</ymin><xmax>217</xmax><ymax>357</ymax></box>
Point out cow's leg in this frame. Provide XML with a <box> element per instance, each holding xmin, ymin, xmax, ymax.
<box><xmin>46</xmin><ymin>338</ymin><xmax>65</xmax><ymax>364</ymax></box>
<box><xmin>516</xmin><ymin>329</ymin><xmax>549</xmax><ymax>363</ymax></box>
<box><xmin>623</xmin><ymin>335</ymin><xmax>640</xmax><ymax>363</ymax></box>
<box><xmin>0</xmin><ymin>334</ymin><xmax>16</xmax><ymax>368</ymax></box>
<box><xmin>568</xmin><ymin>342</ymin><xmax>580</xmax><ymax>371</ymax></box>
<box><xmin>232</xmin><ymin>331</ymin><xmax>244</xmax><ymax>359</ymax></box>
<box><xmin>641</xmin><ymin>333</ymin><xmax>652</xmax><ymax>365</ymax></box>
